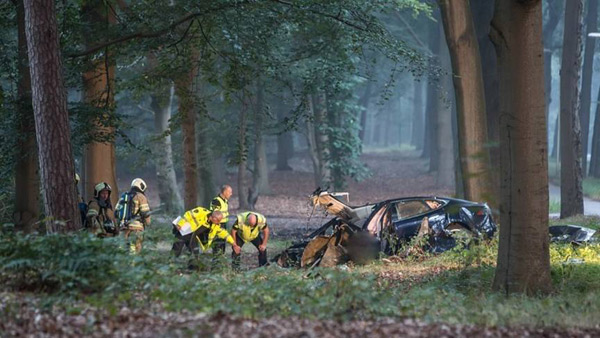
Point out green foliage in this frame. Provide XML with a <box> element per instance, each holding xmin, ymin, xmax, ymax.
<box><xmin>0</xmin><ymin>231</ymin><xmax>127</xmax><ymax>293</ymax></box>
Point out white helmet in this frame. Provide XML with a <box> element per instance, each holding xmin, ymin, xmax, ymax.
<box><xmin>93</xmin><ymin>182</ymin><xmax>112</xmax><ymax>199</ymax></box>
<box><xmin>131</xmin><ymin>178</ymin><xmax>147</xmax><ymax>192</ymax></box>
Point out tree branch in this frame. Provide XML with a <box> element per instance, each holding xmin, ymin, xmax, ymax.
<box><xmin>270</xmin><ymin>0</ymin><xmax>369</xmax><ymax>32</ymax></box>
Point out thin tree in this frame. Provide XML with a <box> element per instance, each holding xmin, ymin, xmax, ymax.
<box><xmin>439</xmin><ymin>0</ymin><xmax>494</xmax><ymax>205</ymax></box>
<box><xmin>23</xmin><ymin>0</ymin><xmax>81</xmax><ymax>232</ymax></box>
<box><xmin>559</xmin><ymin>0</ymin><xmax>584</xmax><ymax>218</ymax></box>
<box><xmin>579</xmin><ymin>0</ymin><xmax>598</xmax><ymax>177</ymax></box>
<box><xmin>491</xmin><ymin>0</ymin><xmax>552</xmax><ymax>294</ymax></box>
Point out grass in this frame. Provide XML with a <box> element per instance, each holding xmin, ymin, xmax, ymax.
<box><xmin>549</xmin><ymin>198</ymin><xmax>560</xmax><ymax>213</ymax></box>
<box><xmin>1</xmin><ymin>217</ymin><xmax>600</xmax><ymax>329</ymax></box>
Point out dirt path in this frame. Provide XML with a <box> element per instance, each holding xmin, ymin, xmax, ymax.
<box><xmin>549</xmin><ymin>184</ymin><xmax>600</xmax><ymax>216</ymax></box>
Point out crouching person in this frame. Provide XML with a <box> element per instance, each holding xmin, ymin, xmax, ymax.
<box><xmin>172</xmin><ymin>209</ymin><xmax>241</xmax><ymax>257</ymax></box>
<box><xmin>231</xmin><ymin>212</ymin><xmax>270</xmax><ymax>268</ymax></box>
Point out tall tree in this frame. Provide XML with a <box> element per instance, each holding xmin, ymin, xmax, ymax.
<box><xmin>23</xmin><ymin>0</ymin><xmax>81</xmax><ymax>232</ymax></box>
<box><xmin>579</xmin><ymin>0</ymin><xmax>598</xmax><ymax>177</ymax></box>
<box><xmin>175</xmin><ymin>54</ymin><xmax>199</xmax><ymax>211</ymax></box>
<box><xmin>410</xmin><ymin>78</ymin><xmax>424</xmax><ymax>151</ymax></box>
<box><xmin>249</xmin><ymin>79</ymin><xmax>270</xmax><ymax>209</ymax></box>
<box><xmin>81</xmin><ymin>1</ymin><xmax>119</xmax><ymax>207</ymax></box>
<box><xmin>589</xmin><ymin>87</ymin><xmax>600</xmax><ymax>177</ymax></box>
<box><xmin>559</xmin><ymin>0</ymin><xmax>584</xmax><ymax>218</ymax></box>
<box><xmin>13</xmin><ymin>0</ymin><xmax>40</xmax><ymax>232</ymax></box>
<box><xmin>436</xmin><ymin>23</ymin><xmax>455</xmax><ymax>188</ymax></box>
<box><xmin>275</xmin><ymin>94</ymin><xmax>294</xmax><ymax>171</ymax></box>
<box><xmin>491</xmin><ymin>0</ymin><xmax>552</xmax><ymax>294</ymax></box>
<box><xmin>439</xmin><ymin>0</ymin><xmax>494</xmax><ymax>204</ymax></box>
<box><xmin>150</xmin><ymin>82</ymin><xmax>183</xmax><ymax>214</ymax></box>
<box><xmin>237</xmin><ymin>92</ymin><xmax>250</xmax><ymax>210</ymax></box>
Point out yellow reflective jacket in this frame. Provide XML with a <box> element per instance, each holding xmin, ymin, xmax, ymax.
<box><xmin>176</xmin><ymin>207</ymin><xmax>234</xmax><ymax>251</ymax></box>
<box><xmin>233</xmin><ymin>211</ymin><xmax>267</xmax><ymax>243</ymax></box>
<box><xmin>210</xmin><ymin>195</ymin><xmax>229</xmax><ymax>224</ymax></box>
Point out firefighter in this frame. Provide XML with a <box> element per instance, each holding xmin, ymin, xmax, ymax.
<box><xmin>171</xmin><ymin>208</ymin><xmax>241</xmax><ymax>257</ymax></box>
<box><xmin>210</xmin><ymin>185</ymin><xmax>233</xmax><ymax>255</ymax></box>
<box><xmin>86</xmin><ymin>182</ymin><xmax>118</xmax><ymax>237</ymax></box>
<box><xmin>123</xmin><ymin>178</ymin><xmax>151</xmax><ymax>253</ymax></box>
<box><xmin>231</xmin><ymin>211</ymin><xmax>270</xmax><ymax>268</ymax></box>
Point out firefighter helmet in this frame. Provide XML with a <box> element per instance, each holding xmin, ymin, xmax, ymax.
<box><xmin>93</xmin><ymin>182</ymin><xmax>112</xmax><ymax>199</ymax></box>
<box><xmin>131</xmin><ymin>178</ymin><xmax>147</xmax><ymax>193</ymax></box>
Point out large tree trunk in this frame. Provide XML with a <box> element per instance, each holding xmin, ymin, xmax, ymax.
<box><xmin>589</xmin><ymin>87</ymin><xmax>600</xmax><ymax>177</ymax></box>
<box><xmin>491</xmin><ymin>0</ymin><xmax>552</xmax><ymax>295</ymax></box>
<box><xmin>237</xmin><ymin>93</ymin><xmax>250</xmax><ymax>211</ymax></box>
<box><xmin>439</xmin><ymin>0</ymin><xmax>493</xmax><ymax>205</ymax></box>
<box><xmin>436</xmin><ymin>23</ymin><xmax>455</xmax><ymax>188</ymax></box>
<box><xmin>151</xmin><ymin>83</ymin><xmax>183</xmax><ymax>214</ymax></box>
<box><xmin>559</xmin><ymin>0</ymin><xmax>584</xmax><ymax>218</ymax></box>
<box><xmin>410</xmin><ymin>78</ymin><xmax>424</xmax><ymax>151</ymax></box>
<box><xmin>470</xmin><ymin>0</ymin><xmax>500</xmax><ymax>206</ymax></box>
<box><xmin>14</xmin><ymin>0</ymin><xmax>40</xmax><ymax>233</ymax></box>
<box><xmin>175</xmin><ymin>55</ymin><xmax>199</xmax><ymax>211</ymax></box>
<box><xmin>424</xmin><ymin>18</ymin><xmax>440</xmax><ymax>172</ymax></box>
<box><xmin>81</xmin><ymin>2</ymin><xmax>119</xmax><ymax>207</ymax></box>
<box><xmin>579</xmin><ymin>0</ymin><xmax>598</xmax><ymax>177</ymax></box>
<box><xmin>545</xmin><ymin>1</ymin><xmax>563</xmax><ymax>159</ymax></box>
<box><xmin>24</xmin><ymin>0</ymin><xmax>80</xmax><ymax>232</ymax></box>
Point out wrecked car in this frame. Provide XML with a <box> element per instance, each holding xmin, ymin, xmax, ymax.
<box><xmin>549</xmin><ymin>225</ymin><xmax>598</xmax><ymax>244</ymax></box>
<box><xmin>276</xmin><ymin>188</ymin><xmax>497</xmax><ymax>268</ymax></box>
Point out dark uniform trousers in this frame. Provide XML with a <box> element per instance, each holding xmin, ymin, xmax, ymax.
<box><xmin>232</xmin><ymin>232</ymin><xmax>267</xmax><ymax>267</ymax></box>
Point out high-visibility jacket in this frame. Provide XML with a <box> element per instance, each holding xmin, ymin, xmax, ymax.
<box><xmin>210</xmin><ymin>195</ymin><xmax>229</xmax><ymax>225</ymax></box>
<box><xmin>176</xmin><ymin>207</ymin><xmax>234</xmax><ymax>251</ymax></box>
<box><xmin>233</xmin><ymin>211</ymin><xmax>268</xmax><ymax>243</ymax></box>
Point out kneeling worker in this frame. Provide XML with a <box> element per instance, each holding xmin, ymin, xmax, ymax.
<box><xmin>231</xmin><ymin>211</ymin><xmax>270</xmax><ymax>267</ymax></box>
<box><xmin>172</xmin><ymin>208</ymin><xmax>241</xmax><ymax>257</ymax></box>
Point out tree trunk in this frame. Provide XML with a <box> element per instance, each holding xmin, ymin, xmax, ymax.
<box><xmin>24</xmin><ymin>0</ymin><xmax>80</xmax><ymax>232</ymax></box>
<box><xmin>305</xmin><ymin>95</ymin><xmax>322</xmax><ymax>187</ymax></box>
<box><xmin>196</xmin><ymin>105</ymin><xmax>216</xmax><ymax>208</ymax></box>
<box><xmin>175</xmin><ymin>57</ymin><xmax>199</xmax><ymax>211</ymax></box>
<box><xmin>151</xmin><ymin>83</ymin><xmax>183</xmax><ymax>214</ymax></box>
<box><xmin>545</xmin><ymin>1</ymin><xmax>563</xmax><ymax>159</ymax></box>
<box><xmin>81</xmin><ymin>2</ymin><xmax>119</xmax><ymax>207</ymax></box>
<box><xmin>436</xmin><ymin>23</ymin><xmax>455</xmax><ymax>188</ymax></box>
<box><xmin>579</xmin><ymin>0</ymin><xmax>598</xmax><ymax>177</ymax></box>
<box><xmin>490</xmin><ymin>0</ymin><xmax>552</xmax><ymax>295</ymax></box>
<box><xmin>252</xmin><ymin>79</ymin><xmax>270</xmax><ymax>198</ymax></box>
<box><xmin>410</xmin><ymin>78</ymin><xmax>424</xmax><ymax>151</ymax></box>
<box><xmin>439</xmin><ymin>0</ymin><xmax>493</xmax><ymax>205</ymax></box>
<box><xmin>589</xmin><ymin>87</ymin><xmax>600</xmax><ymax>177</ymax></box>
<box><xmin>313</xmin><ymin>93</ymin><xmax>331</xmax><ymax>187</ymax></box>
<box><xmin>237</xmin><ymin>93</ymin><xmax>250</xmax><ymax>211</ymax></box>
<box><xmin>276</xmin><ymin>105</ymin><xmax>294</xmax><ymax>171</ymax></box>
<box><xmin>470</xmin><ymin>0</ymin><xmax>500</xmax><ymax>206</ymax></box>
<box><xmin>359</xmin><ymin>80</ymin><xmax>373</xmax><ymax>143</ymax></box>
<box><xmin>424</xmin><ymin>17</ymin><xmax>441</xmax><ymax>171</ymax></box>
<box><xmin>559</xmin><ymin>0</ymin><xmax>584</xmax><ymax>218</ymax></box>
<box><xmin>14</xmin><ymin>0</ymin><xmax>40</xmax><ymax>233</ymax></box>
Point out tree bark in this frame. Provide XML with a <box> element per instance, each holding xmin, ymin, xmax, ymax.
<box><xmin>14</xmin><ymin>0</ymin><xmax>40</xmax><ymax>233</ymax></box>
<box><xmin>151</xmin><ymin>83</ymin><xmax>183</xmax><ymax>214</ymax></box>
<box><xmin>545</xmin><ymin>1</ymin><xmax>563</xmax><ymax>159</ymax></box>
<box><xmin>439</xmin><ymin>0</ymin><xmax>494</xmax><ymax>205</ymax></box>
<box><xmin>589</xmin><ymin>87</ymin><xmax>600</xmax><ymax>177</ymax></box>
<box><xmin>579</xmin><ymin>0</ymin><xmax>598</xmax><ymax>177</ymax></box>
<box><xmin>237</xmin><ymin>93</ymin><xmax>250</xmax><ymax>210</ymax></box>
<box><xmin>491</xmin><ymin>0</ymin><xmax>552</xmax><ymax>295</ymax></box>
<box><xmin>252</xmin><ymin>79</ymin><xmax>270</xmax><ymax>196</ymax></box>
<box><xmin>314</xmin><ymin>93</ymin><xmax>331</xmax><ymax>187</ymax></box>
<box><xmin>23</xmin><ymin>0</ymin><xmax>80</xmax><ymax>232</ymax></box>
<box><xmin>410</xmin><ymin>78</ymin><xmax>424</xmax><ymax>151</ymax></box>
<box><xmin>559</xmin><ymin>0</ymin><xmax>584</xmax><ymax>218</ymax></box>
<box><xmin>196</xmin><ymin>103</ymin><xmax>216</xmax><ymax>208</ymax></box>
<box><xmin>359</xmin><ymin>80</ymin><xmax>373</xmax><ymax>143</ymax></box>
<box><xmin>81</xmin><ymin>2</ymin><xmax>119</xmax><ymax>207</ymax></box>
<box><xmin>436</xmin><ymin>23</ymin><xmax>455</xmax><ymax>188</ymax></box>
<box><xmin>424</xmin><ymin>17</ymin><xmax>440</xmax><ymax>171</ymax></box>
<box><xmin>276</xmin><ymin>95</ymin><xmax>293</xmax><ymax>171</ymax></box>
<box><xmin>175</xmin><ymin>55</ymin><xmax>199</xmax><ymax>211</ymax></box>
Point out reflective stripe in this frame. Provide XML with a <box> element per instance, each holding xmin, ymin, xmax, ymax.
<box><xmin>211</xmin><ymin>196</ymin><xmax>229</xmax><ymax>224</ymax></box>
<box><xmin>234</xmin><ymin>212</ymin><xmax>267</xmax><ymax>243</ymax></box>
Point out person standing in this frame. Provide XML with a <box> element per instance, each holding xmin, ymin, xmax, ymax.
<box><xmin>210</xmin><ymin>185</ymin><xmax>233</xmax><ymax>255</ymax></box>
<box><xmin>86</xmin><ymin>182</ymin><xmax>117</xmax><ymax>237</ymax></box>
<box><xmin>122</xmin><ymin>178</ymin><xmax>151</xmax><ymax>253</ymax></box>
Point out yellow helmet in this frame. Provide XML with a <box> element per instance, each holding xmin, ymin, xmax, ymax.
<box><xmin>131</xmin><ymin>178</ymin><xmax>147</xmax><ymax>192</ymax></box>
<box><xmin>93</xmin><ymin>182</ymin><xmax>112</xmax><ymax>199</ymax></box>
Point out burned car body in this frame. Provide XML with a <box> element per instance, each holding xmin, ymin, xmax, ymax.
<box><xmin>276</xmin><ymin>189</ymin><xmax>497</xmax><ymax>267</ymax></box>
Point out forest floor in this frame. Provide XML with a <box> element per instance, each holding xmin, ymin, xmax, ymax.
<box><xmin>3</xmin><ymin>150</ymin><xmax>600</xmax><ymax>337</ymax></box>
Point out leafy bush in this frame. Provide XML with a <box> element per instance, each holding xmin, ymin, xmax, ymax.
<box><xmin>0</xmin><ymin>232</ymin><xmax>127</xmax><ymax>293</ymax></box>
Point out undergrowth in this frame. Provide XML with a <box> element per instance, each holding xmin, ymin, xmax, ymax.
<box><xmin>1</xmin><ymin>221</ymin><xmax>600</xmax><ymax>328</ymax></box>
